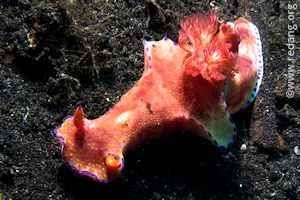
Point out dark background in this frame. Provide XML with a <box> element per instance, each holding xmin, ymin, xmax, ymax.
<box><xmin>0</xmin><ymin>0</ymin><xmax>299</xmax><ymax>199</ymax></box>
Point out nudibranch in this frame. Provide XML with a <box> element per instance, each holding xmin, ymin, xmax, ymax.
<box><xmin>55</xmin><ymin>11</ymin><xmax>263</xmax><ymax>182</ymax></box>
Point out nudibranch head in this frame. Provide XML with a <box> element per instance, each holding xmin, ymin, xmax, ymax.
<box><xmin>55</xmin><ymin>107</ymin><xmax>125</xmax><ymax>182</ymax></box>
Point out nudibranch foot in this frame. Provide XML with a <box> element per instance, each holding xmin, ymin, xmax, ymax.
<box><xmin>191</xmin><ymin>93</ymin><xmax>236</xmax><ymax>147</ymax></box>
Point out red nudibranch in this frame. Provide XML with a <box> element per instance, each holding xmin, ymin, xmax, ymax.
<box><xmin>55</xmin><ymin>11</ymin><xmax>263</xmax><ymax>182</ymax></box>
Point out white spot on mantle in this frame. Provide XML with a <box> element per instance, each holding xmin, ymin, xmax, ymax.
<box><xmin>116</xmin><ymin>112</ymin><xmax>130</xmax><ymax>124</ymax></box>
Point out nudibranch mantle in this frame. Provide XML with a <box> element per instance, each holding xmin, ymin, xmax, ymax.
<box><xmin>55</xmin><ymin>12</ymin><xmax>263</xmax><ymax>182</ymax></box>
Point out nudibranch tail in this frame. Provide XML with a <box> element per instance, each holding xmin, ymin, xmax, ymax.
<box><xmin>225</xmin><ymin>18</ymin><xmax>263</xmax><ymax>114</ymax></box>
<box><xmin>218</xmin><ymin>21</ymin><xmax>240</xmax><ymax>53</ymax></box>
<box><xmin>241</xmin><ymin>22</ymin><xmax>263</xmax><ymax>108</ymax></box>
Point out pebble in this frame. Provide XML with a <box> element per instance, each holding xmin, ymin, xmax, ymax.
<box><xmin>270</xmin><ymin>192</ymin><xmax>276</xmax><ymax>197</ymax></box>
<box><xmin>294</xmin><ymin>146</ymin><xmax>300</xmax><ymax>156</ymax></box>
<box><xmin>240</xmin><ymin>144</ymin><xmax>247</xmax><ymax>151</ymax></box>
<box><xmin>278</xmin><ymin>104</ymin><xmax>298</xmax><ymax>122</ymax></box>
<box><xmin>269</xmin><ymin>169</ymin><xmax>282</xmax><ymax>183</ymax></box>
<box><xmin>276</xmin><ymin>134</ymin><xmax>288</xmax><ymax>151</ymax></box>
